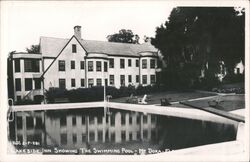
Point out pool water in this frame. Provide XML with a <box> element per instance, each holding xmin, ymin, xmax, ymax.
<box><xmin>8</xmin><ymin>107</ymin><xmax>237</xmax><ymax>155</ymax></box>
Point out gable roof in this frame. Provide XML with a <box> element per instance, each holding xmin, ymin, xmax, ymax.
<box><xmin>41</xmin><ymin>36</ymin><xmax>79</xmax><ymax>78</ymax></box>
<box><xmin>40</xmin><ymin>36</ymin><xmax>158</xmax><ymax>58</ymax></box>
<box><xmin>40</xmin><ymin>36</ymin><xmax>69</xmax><ymax>58</ymax></box>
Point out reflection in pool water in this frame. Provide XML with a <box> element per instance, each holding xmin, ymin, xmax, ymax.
<box><xmin>8</xmin><ymin>107</ymin><xmax>237</xmax><ymax>155</ymax></box>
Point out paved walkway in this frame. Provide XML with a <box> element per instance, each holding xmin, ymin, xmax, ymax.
<box><xmin>12</xmin><ymin>101</ymin><xmax>239</xmax><ymax>125</ymax></box>
<box><xmin>169</xmin><ymin>95</ymin><xmax>220</xmax><ymax>105</ymax></box>
<box><xmin>180</xmin><ymin>101</ymin><xmax>245</xmax><ymax>123</ymax></box>
<box><xmin>230</xmin><ymin>109</ymin><xmax>245</xmax><ymax>116</ymax></box>
<box><xmin>156</xmin><ymin>93</ymin><xmax>245</xmax><ymax>123</ymax></box>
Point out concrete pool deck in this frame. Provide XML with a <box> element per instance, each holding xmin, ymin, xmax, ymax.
<box><xmin>11</xmin><ymin>101</ymin><xmax>242</xmax><ymax>125</ymax></box>
<box><xmin>180</xmin><ymin>101</ymin><xmax>245</xmax><ymax>122</ymax></box>
<box><xmin>230</xmin><ymin>109</ymin><xmax>245</xmax><ymax>116</ymax></box>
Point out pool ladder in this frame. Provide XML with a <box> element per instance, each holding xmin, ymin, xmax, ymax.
<box><xmin>7</xmin><ymin>98</ymin><xmax>14</xmax><ymax>122</ymax></box>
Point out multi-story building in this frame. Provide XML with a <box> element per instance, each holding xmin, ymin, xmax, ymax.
<box><xmin>10</xmin><ymin>26</ymin><xmax>161</xmax><ymax>102</ymax></box>
<box><xmin>11</xmin><ymin>52</ymin><xmax>43</xmax><ymax>102</ymax></box>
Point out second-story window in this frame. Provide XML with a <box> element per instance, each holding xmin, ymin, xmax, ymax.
<box><xmin>109</xmin><ymin>58</ymin><xmax>114</xmax><ymax>68</ymax></box>
<box><xmin>128</xmin><ymin>59</ymin><xmax>132</xmax><ymax>67</ymax></box>
<box><xmin>80</xmin><ymin>61</ymin><xmax>84</xmax><ymax>69</ymax></box>
<box><xmin>88</xmin><ymin>61</ymin><xmax>93</xmax><ymax>72</ymax></box>
<box><xmin>24</xmin><ymin>59</ymin><xmax>39</xmax><ymax>72</ymax></box>
<box><xmin>58</xmin><ymin>60</ymin><xmax>65</xmax><ymax>71</ymax></box>
<box><xmin>72</xmin><ymin>44</ymin><xmax>77</xmax><ymax>53</ymax></box>
<box><xmin>142</xmin><ymin>59</ymin><xmax>147</xmax><ymax>69</ymax></box>
<box><xmin>15</xmin><ymin>59</ymin><xmax>20</xmax><ymax>72</ymax></box>
<box><xmin>104</xmin><ymin>62</ymin><xmax>108</xmax><ymax>72</ymax></box>
<box><xmin>120</xmin><ymin>59</ymin><xmax>125</xmax><ymax>69</ymax></box>
<box><xmin>71</xmin><ymin>61</ymin><xmax>75</xmax><ymax>69</ymax></box>
<box><xmin>150</xmin><ymin>59</ymin><xmax>156</xmax><ymax>69</ymax></box>
<box><xmin>136</xmin><ymin>59</ymin><xmax>139</xmax><ymax>67</ymax></box>
<box><xmin>96</xmin><ymin>61</ymin><xmax>102</xmax><ymax>71</ymax></box>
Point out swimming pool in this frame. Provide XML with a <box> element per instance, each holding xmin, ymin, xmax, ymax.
<box><xmin>8</xmin><ymin>107</ymin><xmax>237</xmax><ymax>155</ymax></box>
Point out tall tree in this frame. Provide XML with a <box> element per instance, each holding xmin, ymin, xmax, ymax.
<box><xmin>26</xmin><ymin>44</ymin><xmax>40</xmax><ymax>53</ymax></box>
<box><xmin>7</xmin><ymin>51</ymin><xmax>16</xmax><ymax>99</ymax></box>
<box><xmin>151</xmin><ymin>7</ymin><xmax>245</xmax><ymax>88</ymax></box>
<box><xmin>107</xmin><ymin>29</ymin><xmax>140</xmax><ymax>44</ymax></box>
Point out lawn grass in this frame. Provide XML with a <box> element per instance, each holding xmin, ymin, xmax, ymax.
<box><xmin>110</xmin><ymin>91</ymin><xmax>245</xmax><ymax>112</ymax></box>
<box><xmin>183</xmin><ymin>94</ymin><xmax>245</xmax><ymax>112</ymax></box>
<box><xmin>219</xmin><ymin>82</ymin><xmax>244</xmax><ymax>89</ymax></box>
<box><xmin>110</xmin><ymin>90</ymin><xmax>216</xmax><ymax>105</ymax></box>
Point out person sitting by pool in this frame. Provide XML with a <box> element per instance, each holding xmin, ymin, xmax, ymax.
<box><xmin>138</xmin><ymin>94</ymin><xmax>148</xmax><ymax>104</ymax></box>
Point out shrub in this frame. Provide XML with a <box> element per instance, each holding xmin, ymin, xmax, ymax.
<box><xmin>63</xmin><ymin>87</ymin><xmax>104</xmax><ymax>102</ymax></box>
<box><xmin>45</xmin><ymin>86</ymin><xmax>123</xmax><ymax>103</ymax></box>
<box><xmin>45</xmin><ymin>87</ymin><xmax>68</xmax><ymax>103</ymax></box>
<box><xmin>136</xmin><ymin>84</ymin><xmax>145</xmax><ymax>95</ymax></box>
<box><xmin>106</xmin><ymin>86</ymin><xmax>120</xmax><ymax>98</ymax></box>
<box><xmin>223</xmin><ymin>74</ymin><xmax>244</xmax><ymax>84</ymax></box>
<box><xmin>15</xmin><ymin>99</ymin><xmax>38</xmax><ymax>105</ymax></box>
<box><xmin>45</xmin><ymin>84</ymin><xmax>166</xmax><ymax>103</ymax></box>
<box><xmin>134</xmin><ymin>84</ymin><xmax>162</xmax><ymax>95</ymax></box>
<box><xmin>197</xmin><ymin>75</ymin><xmax>221</xmax><ymax>91</ymax></box>
<box><xmin>119</xmin><ymin>85</ymin><xmax>136</xmax><ymax>97</ymax></box>
<box><xmin>212</xmin><ymin>87</ymin><xmax>245</xmax><ymax>94</ymax></box>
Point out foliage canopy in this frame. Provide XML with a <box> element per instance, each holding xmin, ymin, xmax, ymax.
<box><xmin>151</xmin><ymin>7</ymin><xmax>245</xmax><ymax>88</ymax></box>
<box><xmin>26</xmin><ymin>44</ymin><xmax>40</xmax><ymax>54</ymax></box>
<box><xmin>107</xmin><ymin>29</ymin><xmax>140</xmax><ymax>44</ymax></box>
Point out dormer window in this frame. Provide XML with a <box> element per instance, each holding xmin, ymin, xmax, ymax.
<box><xmin>72</xmin><ymin>44</ymin><xmax>77</xmax><ymax>53</ymax></box>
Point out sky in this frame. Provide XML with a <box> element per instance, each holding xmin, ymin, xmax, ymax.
<box><xmin>1</xmin><ymin>1</ymin><xmax>176</xmax><ymax>53</ymax></box>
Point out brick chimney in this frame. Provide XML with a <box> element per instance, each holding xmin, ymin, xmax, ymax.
<box><xmin>74</xmin><ymin>25</ymin><xmax>82</xmax><ymax>40</ymax></box>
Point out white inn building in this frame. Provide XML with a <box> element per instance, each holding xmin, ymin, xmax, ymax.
<box><xmin>11</xmin><ymin>26</ymin><xmax>162</xmax><ymax>102</ymax></box>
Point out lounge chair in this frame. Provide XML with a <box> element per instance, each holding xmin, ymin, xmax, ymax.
<box><xmin>126</xmin><ymin>94</ymin><xmax>133</xmax><ymax>103</ymax></box>
<box><xmin>160</xmin><ymin>98</ymin><xmax>171</xmax><ymax>106</ymax></box>
<box><xmin>126</xmin><ymin>94</ymin><xmax>138</xmax><ymax>103</ymax></box>
<box><xmin>208</xmin><ymin>100</ymin><xmax>224</xmax><ymax>108</ymax></box>
<box><xmin>138</xmin><ymin>94</ymin><xmax>147</xmax><ymax>104</ymax></box>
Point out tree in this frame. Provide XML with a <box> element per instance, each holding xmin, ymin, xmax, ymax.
<box><xmin>151</xmin><ymin>7</ymin><xmax>245</xmax><ymax>88</ymax></box>
<box><xmin>26</xmin><ymin>44</ymin><xmax>40</xmax><ymax>53</ymax></box>
<box><xmin>107</xmin><ymin>29</ymin><xmax>140</xmax><ymax>44</ymax></box>
<box><xmin>143</xmin><ymin>35</ymin><xmax>151</xmax><ymax>43</ymax></box>
<box><xmin>7</xmin><ymin>51</ymin><xmax>16</xmax><ymax>99</ymax></box>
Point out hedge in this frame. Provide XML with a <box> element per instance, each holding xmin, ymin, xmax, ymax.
<box><xmin>45</xmin><ymin>84</ymin><xmax>162</xmax><ymax>103</ymax></box>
